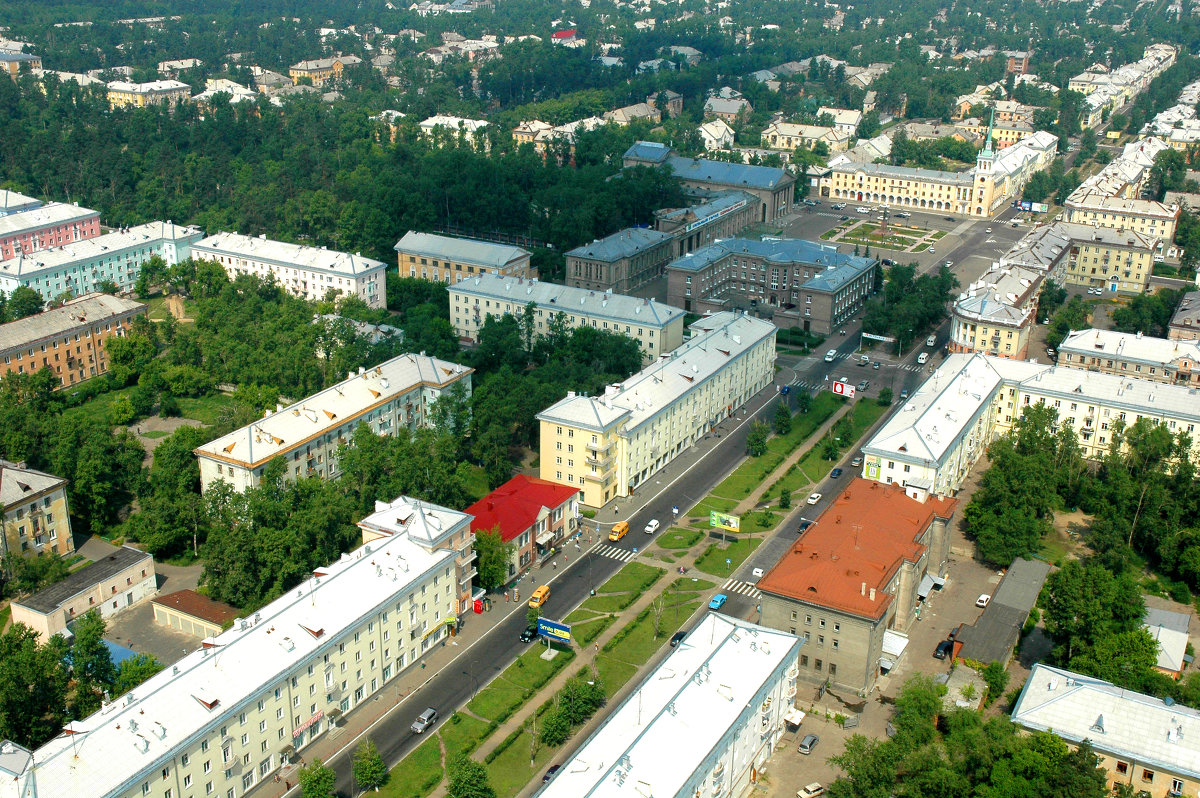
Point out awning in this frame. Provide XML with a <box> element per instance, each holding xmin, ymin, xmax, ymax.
<box><xmin>784</xmin><ymin>708</ymin><xmax>807</xmax><ymax>726</ymax></box>
<box><xmin>536</xmin><ymin>529</ymin><xmax>555</xmax><ymax>545</ymax></box>
<box><xmin>917</xmin><ymin>574</ymin><xmax>935</xmax><ymax>599</ymax></box>
<box><xmin>882</xmin><ymin>630</ymin><xmax>909</xmax><ymax>659</ymax></box>
<box><xmin>932</xmin><ymin>574</ymin><xmax>947</xmax><ymax>587</ymax></box>
<box><xmin>879</xmin><ymin>657</ymin><xmax>896</xmax><ymax>672</ymax></box>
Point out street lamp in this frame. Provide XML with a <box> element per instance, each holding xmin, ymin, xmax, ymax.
<box><xmin>898</xmin><ymin>328</ymin><xmax>913</xmax><ymax>357</ymax></box>
<box><xmin>462</xmin><ymin>667</ymin><xmax>480</xmax><ymax>701</ymax></box>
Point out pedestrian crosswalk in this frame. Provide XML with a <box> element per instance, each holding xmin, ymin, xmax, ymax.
<box><xmin>591</xmin><ymin>543</ymin><xmax>639</xmax><ymax>562</ymax></box>
<box><xmin>722</xmin><ymin>578</ymin><xmax>762</xmax><ymax>598</ymax></box>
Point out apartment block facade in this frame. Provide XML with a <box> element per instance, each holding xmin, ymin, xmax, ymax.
<box><xmin>448</xmin><ymin>273</ymin><xmax>685</xmax><ymax>361</ymax></box>
<box><xmin>106</xmin><ymin>80</ymin><xmax>192</xmax><ymax>108</ymax></box>
<box><xmin>1057</xmin><ymin>328</ymin><xmax>1200</xmax><ymax>386</ymax></box>
<box><xmin>193</xmin><ymin>232</ymin><xmax>387</xmax><ymax>309</ymax></box>
<box><xmin>394</xmin><ymin>231</ymin><xmax>532</xmax><ymax>284</ymax></box>
<box><xmin>537</xmin><ymin>312</ymin><xmax>775</xmax><ymax>507</ymax></box>
<box><xmin>654</xmin><ymin>191</ymin><xmax>758</xmax><ymax>257</ymax></box>
<box><xmin>0</xmin><ymin>202</ymin><xmax>100</xmax><ymax>261</ymax></box>
<box><xmin>288</xmin><ymin>56</ymin><xmax>362</xmax><ymax>86</ymax></box>
<box><xmin>1</xmin><ymin>460</ymin><xmax>74</xmax><ymax>561</ymax></box>
<box><xmin>0</xmin><ymin>293</ymin><xmax>146</xmax><ymax>387</ymax></box>
<box><xmin>564</xmin><ymin>228</ymin><xmax>675</xmax><ymax>294</ymax></box>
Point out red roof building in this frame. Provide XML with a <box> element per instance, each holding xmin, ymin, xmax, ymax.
<box><xmin>757</xmin><ymin>479</ymin><xmax>956</xmax><ymax>694</ymax></box>
<box><xmin>551</xmin><ymin>28</ymin><xmax>578</xmax><ymax>41</ymax></box>
<box><xmin>466</xmin><ymin>475</ymin><xmax>581</xmax><ymax>583</ymax></box>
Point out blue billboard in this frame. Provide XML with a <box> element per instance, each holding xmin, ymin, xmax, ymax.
<box><xmin>537</xmin><ymin>618</ymin><xmax>572</xmax><ymax>644</ymax></box>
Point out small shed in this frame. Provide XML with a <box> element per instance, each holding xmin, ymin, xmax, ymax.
<box><xmin>151</xmin><ymin>589</ymin><xmax>239</xmax><ymax>639</ymax></box>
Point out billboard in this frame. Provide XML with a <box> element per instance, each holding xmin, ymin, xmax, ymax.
<box><xmin>537</xmin><ymin>618</ymin><xmax>572</xmax><ymax>644</ymax></box>
<box><xmin>1012</xmin><ymin>199</ymin><xmax>1049</xmax><ymax>213</ymax></box>
<box><xmin>832</xmin><ymin>381</ymin><xmax>857</xmax><ymax>399</ymax></box>
<box><xmin>709</xmin><ymin>511</ymin><xmax>741</xmax><ymax>532</ymax></box>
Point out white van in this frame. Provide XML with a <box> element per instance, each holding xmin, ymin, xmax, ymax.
<box><xmin>926</xmin><ymin>335</ymin><xmax>936</xmax><ymax>347</ymax></box>
<box><xmin>917</xmin><ymin>352</ymin><xmax>929</xmax><ymax>365</ymax></box>
<box><xmin>824</xmin><ymin>349</ymin><xmax>837</xmax><ymax>362</ymax></box>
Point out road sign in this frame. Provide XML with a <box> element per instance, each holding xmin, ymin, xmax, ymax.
<box><xmin>709</xmin><ymin>511</ymin><xmax>741</xmax><ymax>532</ymax></box>
<box><xmin>537</xmin><ymin>618</ymin><xmax>572</xmax><ymax>644</ymax></box>
<box><xmin>861</xmin><ymin>332</ymin><xmax>896</xmax><ymax>343</ymax></box>
<box><xmin>832</xmin><ymin>381</ymin><xmax>857</xmax><ymax>399</ymax></box>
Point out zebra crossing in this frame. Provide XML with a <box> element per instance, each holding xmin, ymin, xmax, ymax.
<box><xmin>721</xmin><ymin>578</ymin><xmax>762</xmax><ymax>599</ymax></box>
<box><xmin>591</xmin><ymin>543</ymin><xmax>639</xmax><ymax>563</ymax></box>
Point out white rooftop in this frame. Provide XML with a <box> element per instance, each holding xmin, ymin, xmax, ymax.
<box><xmin>1013</xmin><ymin>664</ymin><xmax>1200</xmax><ymax>781</ymax></box>
<box><xmin>26</xmin><ymin>512</ymin><xmax>458</xmax><ymax>798</ymax></box>
<box><xmin>0</xmin><ymin>189</ymin><xmax>40</xmax><ymax>214</ymax></box>
<box><xmin>536</xmin><ymin>312</ymin><xmax>775</xmax><ymax>433</ymax></box>
<box><xmin>357</xmin><ymin>495</ymin><xmax>472</xmax><ymax>549</ymax></box>
<box><xmin>449</xmin><ymin>273</ymin><xmax>684</xmax><ymax>329</ymax></box>
<box><xmin>540</xmin><ymin>613</ymin><xmax>800</xmax><ymax>798</ymax></box>
<box><xmin>106</xmin><ymin>79</ymin><xmax>190</xmax><ymax>93</ymax></box>
<box><xmin>195</xmin><ymin>353</ymin><xmax>472</xmax><ymax>468</ymax></box>
<box><xmin>0</xmin><ymin>222</ymin><xmax>200</xmax><ymax>278</ymax></box>
<box><xmin>0</xmin><ymin>202</ymin><xmax>97</xmax><ymax>238</ymax></box>
<box><xmin>1058</xmin><ymin>328</ymin><xmax>1200</xmax><ymax>367</ymax></box>
<box><xmin>192</xmin><ymin>232</ymin><xmax>387</xmax><ymax>277</ymax></box>
<box><xmin>0</xmin><ymin>293</ymin><xmax>145</xmax><ymax>353</ymax></box>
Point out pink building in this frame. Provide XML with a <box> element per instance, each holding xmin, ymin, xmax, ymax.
<box><xmin>0</xmin><ymin>202</ymin><xmax>101</xmax><ymax>261</ymax></box>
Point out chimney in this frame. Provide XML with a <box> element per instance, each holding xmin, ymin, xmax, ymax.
<box><xmin>860</xmin><ymin>582</ymin><xmax>866</xmax><ymax>596</ymax></box>
<box><xmin>869</xmin><ymin>588</ymin><xmax>876</xmax><ymax>601</ymax></box>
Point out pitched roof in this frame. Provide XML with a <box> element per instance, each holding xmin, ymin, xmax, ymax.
<box><xmin>15</xmin><ymin>546</ymin><xmax>151</xmax><ymax>615</ymax></box>
<box><xmin>666</xmin><ymin>154</ymin><xmax>792</xmax><ymax>190</ymax></box>
<box><xmin>565</xmin><ymin>228</ymin><xmax>671</xmax><ymax>262</ymax></box>
<box><xmin>666</xmin><ymin>237</ymin><xmax>873</xmax><ymax>276</ymax></box>
<box><xmin>0</xmin><ymin>459</ymin><xmax>67</xmax><ymax>508</ymax></box>
<box><xmin>0</xmin><ymin>202</ymin><xmax>98</xmax><ymax>238</ymax></box>
<box><xmin>394</xmin><ymin>231</ymin><xmax>528</xmax><ymax>268</ymax></box>
<box><xmin>194</xmin><ymin>232</ymin><xmax>387</xmax><ymax>277</ymax></box>
<box><xmin>151</xmin><ymin>589</ymin><xmax>240</xmax><ymax>627</ymax></box>
<box><xmin>0</xmin><ymin>293</ymin><xmax>145</xmax><ymax>354</ymax></box>
<box><xmin>756</xmin><ymin>479</ymin><xmax>956</xmax><ymax>619</ymax></box>
<box><xmin>449</xmin><ymin>273</ymin><xmax>684</xmax><ymax>328</ymax></box>
<box><xmin>465</xmin><ymin>475</ymin><xmax>579</xmax><ymax>542</ymax></box>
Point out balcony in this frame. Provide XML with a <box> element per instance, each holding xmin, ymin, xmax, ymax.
<box><xmin>586</xmin><ymin>453</ymin><xmax>614</xmax><ymax>469</ymax></box>
<box><xmin>585</xmin><ymin>439</ymin><xmax>613</xmax><ymax>455</ymax></box>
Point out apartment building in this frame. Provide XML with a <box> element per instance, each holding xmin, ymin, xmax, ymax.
<box><xmin>465</xmin><ymin>475</ymin><xmax>580</xmax><ymax>580</ymax></box>
<box><xmin>195</xmin><ymin>353</ymin><xmax>473</xmax><ymax>494</ymax></box>
<box><xmin>192</xmin><ymin>232</ymin><xmax>387</xmax><ymax>309</ymax></box>
<box><xmin>654</xmin><ymin>191</ymin><xmax>758</xmax><ymax>257</ymax></box>
<box><xmin>106</xmin><ymin>80</ymin><xmax>192</xmax><ymax>108</ymax></box>
<box><xmin>0</xmin><ymin>221</ymin><xmax>200</xmax><ymax>301</ymax></box>
<box><xmin>0</xmin><ymin>189</ymin><xmax>41</xmax><ymax>217</ymax></box>
<box><xmin>664</xmin><ymin>237</ymin><xmax>879</xmax><ymax>335</ymax></box>
<box><xmin>0</xmin><ymin>499</ymin><xmax>467</xmax><ymax>798</ymax></box>
<box><xmin>817</xmin><ymin>106</ymin><xmax>864</xmax><ymax>136</ymax></box>
<box><xmin>0</xmin><ymin>293</ymin><xmax>146</xmax><ymax>387</ymax></box>
<box><xmin>448</xmin><ymin>273</ymin><xmax>685</xmax><ymax>361</ymax></box>
<box><xmin>288</xmin><ymin>55</ymin><xmax>362</xmax><ymax>86</ymax></box>
<box><xmin>1013</xmin><ymin>664</ymin><xmax>1200</xmax><ymax>798</ymax></box>
<box><xmin>949</xmin><ymin>263</ymin><xmax>1041</xmax><ymax>359</ymax></box>
<box><xmin>1</xmin><ymin>460</ymin><xmax>74</xmax><ymax>561</ymax></box>
<box><xmin>758</xmin><ymin>480</ymin><xmax>956</xmax><ymax>693</ymax></box>
<box><xmin>394</xmin><ymin>231</ymin><xmax>532</xmax><ymax>285</ymax></box>
<box><xmin>0</xmin><ymin>202</ymin><xmax>100</xmax><ymax>261</ymax></box>
<box><xmin>1057</xmin><ymin>328</ymin><xmax>1200</xmax><ymax>386</ymax></box>
<box><xmin>1169</xmin><ymin>291</ymin><xmax>1200</xmax><ymax>340</ymax></box>
<box><xmin>623</xmin><ymin>142</ymin><xmax>795</xmax><ymax>223</ymax></box>
<box><xmin>10</xmin><ymin>545</ymin><xmax>156</xmax><ymax>640</ymax></box>
<box><xmin>417</xmin><ymin>115</ymin><xmax>489</xmax><ymax>149</ymax></box>
<box><xmin>564</xmin><ymin>228</ymin><xmax>674</xmax><ymax>294</ymax></box>
<box><xmin>1050</xmin><ymin>224</ymin><xmax>1158</xmax><ymax>294</ymax></box>
<box><xmin>861</xmin><ymin>352</ymin><xmax>1200</xmax><ymax>499</ymax></box>
<box><xmin>541</xmin><ymin>613</ymin><xmax>802</xmax><ymax>798</ymax></box>
<box><xmin>759</xmin><ymin>121</ymin><xmax>852</xmax><ymax>153</ymax></box>
<box><xmin>0</xmin><ymin>52</ymin><xmax>41</xmax><ymax>78</ymax></box>
<box><xmin>537</xmin><ymin>312</ymin><xmax>776</xmax><ymax>507</ymax></box>
<box><xmin>1064</xmin><ymin>138</ymin><xmax>1180</xmax><ymax>244</ymax></box>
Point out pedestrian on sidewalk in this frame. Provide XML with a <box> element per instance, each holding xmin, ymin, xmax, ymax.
<box><xmin>505</xmin><ymin>590</ymin><xmax>509</xmax><ymax>603</ymax></box>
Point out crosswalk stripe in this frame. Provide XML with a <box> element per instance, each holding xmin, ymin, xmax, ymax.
<box><xmin>721</xmin><ymin>578</ymin><xmax>762</xmax><ymax>598</ymax></box>
<box><xmin>593</xmin><ymin>544</ymin><xmax>637</xmax><ymax>562</ymax></box>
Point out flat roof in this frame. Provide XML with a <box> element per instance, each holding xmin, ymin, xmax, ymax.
<box><xmin>449</xmin><ymin>273</ymin><xmax>684</xmax><ymax>328</ymax></box>
<box><xmin>954</xmin><ymin>604</ymin><xmax>1025</xmax><ymax>664</ymax></box>
<box><xmin>757</xmin><ymin>480</ymin><xmax>955</xmax><ymax>619</ymax></box>
<box><xmin>0</xmin><ymin>202</ymin><xmax>98</xmax><ymax>238</ymax></box>
<box><xmin>1013</xmin><ymin>664</ymin><xmax>1200</xmax><ymax>780</ymax></box>
<box><xmin>0</xmin><ymin>459</ymin><xmax>66</xmax><ymax>508</ymax></box>
<box><xmin>151</xmin><ymin>590</ymin><xmax>240</xmax><ymax>627</ymax></box>
<box><xmin>536</xmin><ymin>312</ymin><xmax>775</xmax><ymax>433</ymax></box>
<box><xmin>991</xmin><ymin>557</ymin><xmax>1051</xmax><ymax>613</ymax></box>
<box><xmin>28</xmin><ymin>510</ymin><xmax>458</xmax><ymax>798</ymax></box>
<box><xmin>16</xmin><ymin>546</ymin><xmax>151</xmax><ymax>615</ymax></box>
<box><xmin>0</xmin><ymin>293</ymin><xmax>145</xmax><ymax>354</ymax></box>
<box><xmin>107</xmin><ymin>79</ymin><xmax>190</xmax><ymax>93</ymax></box>
<box><xmin>830</xmin><ymin>159</ymin><xmax>973</xmax><ymax>185</ymax></box>
<box><xmin>565</xmin><ymin>227</ymin><xmax>672</xmax><ymax>262</ymax></box>
<box><xmin>666</xmin><ymin>237</ymin><xmax>873</xmax><ymax>275</ymax></box>
<box><xmin>195</xmin><ymin>353</ymin><xmax>471</xmax><ymax>468</ymax></box>
<box><xmin>193</xmin><ymin>232</ymin><xmax>387</xmax><ymax>278</ymax></box>
<box><xmin>655</xmin><ymin>190</ymin><xmax>757</xmax><ymax>227</ymax></box>
<box><xmin>393</xmin><ymin>231</ymin><xmax>527</xmax><ymax>269</ymax></box>
<box><xmin>0</xmin><ymin>222</ymin><xmax>201</xmax><ymax>278</ymax></box>
<box><xmin>0</xmin><ymin>189</ymin><xmax>41</xmax><ymax>214</ymax></box>
<box><xmin>539</xmin><ymin>613</ymin><xmax>801</xmax><ymax>798</ymax></box>
<box><xmin>1058</xmin><ymin>328</ymin><xmax>1200</xmax><ymax>367</ymax></box>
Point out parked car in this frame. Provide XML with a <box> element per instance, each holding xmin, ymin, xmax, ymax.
<box><xmin>850</xmin><ymin>456</ymin><xmax>862</xmax><ymax>468</ymax></box>
<box><xmin>856</xmin><ymin>206</ymin><xmax>871</xmax><ymax>213</ymax></box>
<box><xmin>411</xmin><ymin>707</ymin><xmax>439</xmax><ymax>734</ymax></box>
<box><xmin>858</xmin><ymin>354</ymin><xmax>869</xmax><ymax>366</ymax></box>
<box><xmin>976</xmin><ymin>594</ymin><xmax>992</xmax><ymax>608</ymax></box>
<box><xmin>839</xmin><ymin>215</ymin><xmax>850</xmax><ymax>221</ymax></box>
<box><xmin>872</xmin><ymin>361</ymin><xmax>880</xmax><ymax>370</ymax></box>
<box><xmin>948</xmin><ymin>624</ymin><xmax>961</xmax><ymax>640</ymax></box>
<box><xmin>802</xmin><ymin>199</ymin><xmax>818</xmax><ymax>206</ymax></box>
<box><xmin>856</xmin><ymin>380</ymin><xmax>869</xmax><ymax>391</ymax></box>
<box><xmin>797</xmin><ymin>518</ymin><xmax>815</xmax><ymax>533</ymax></box>
<box><xmin>670</xmin><ymin>630</ymin><xmax>688</xmax><ymax>647</ymax></box>
<box><xmin>944</xmin><ymin>216</ymin><xmax>956</xmax><ymax>221</ymax></box>
<box><xmin>644</xmin><ymin>518</ymin><xmax>660</xmax><ymax>534</ymax></box>
<box><xmin>709</xmin><ymin>593</ymin><xmax>728</xmax><ymax>610</ymax></box>
<box><xmin>798</xmin><ymin>783</ymin><xmax>826</xmax><ymax>798</ymax></box>
<box><xmin>985</xmin><ymin>227</ymin><xmax>993</xmax><ymax>233</ymax></box>
<box><xmin>543</xmin><ymin>765</ymin><xmax>561</xmax><ymax>783</ymax></box>
<box><xmin>895</xmin><ymin>212</ymin><xmax>911</xmax><ymax>218</ymax></box>
<box><xmin>751</xmin><ymin>567</ymin><xmax>765</xmax><ymax>579</ymax></box>
<box><xmin>900</xmin><ymin>389</ymin><xmax>909</xmax><ymax>400</ymax></box>
<box><xmin>830</xmin><ymin>467</ymin><xmax>843</xmax><ymax>478</ymax></box>
<box><xmin>832</xmin><ymin>202</ymin><xmax>846</xmax><ymax>210</ymax></box>
<box><xmin>928</xmin><ymin>247</ymin><xmax>936</xmax><ymax>254</ymax></box>
<box><xmin>934</xmin><ymin>640</ymin><xmax>954</xmax><ymax>660</ymax></box>
<box><xmin>798</xmin><ymin>734</ymin><xmax>820</xmax><ymax>754</ymax></box>
<box><xmin>824</xmin><ymin>349</ymin><xmax>838</xmax><ymax>362</ymax></box>
<box><xmin>520</xmin><ymin>624</ymin><xmax>539</xmax><ymax>643</ymax></box>
<box><xmin>806</xmin><ymin>493</ymin><xmax>822</xmax><ymax>505</ymax></box>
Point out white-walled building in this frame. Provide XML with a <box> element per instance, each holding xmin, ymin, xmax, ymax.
<box><xmin>540</xmin><ymin>613</ymin><xmax>802</xmax><ymax>798</ymax></box>
<box><xmin>537</xmin><ymin>312</ymin><xmax>776</xmax><ymax>507</ymax></box>
<box><xmin>0</xmin><ymin>500</ymin><xmax>468</xmax><ymax>798</ymax></box>
<box><xmin>191</xmin><ymin>232</ymin><xmax>388</xmax><ymax>309</ymax></box>
<box><xmin>195</xmin><ymin>353</ymin><xmax>473</xmax><ymax>494</ymax></box>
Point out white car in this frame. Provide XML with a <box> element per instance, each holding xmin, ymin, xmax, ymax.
<box><xmin>895</xmin><ymin>212</ymin><xmax>911</xmax><ymax>218</ymax></box>
<box><xmin>798</xmin><ymin>784</ymin><xmax>826</xmax><ymax>798</ymax></box>
<box><xmin>976</xmin><ymin>594</ymin><xmax>991</xmax><ymax>608</ymax></box>
<box><xmin>926</xmin><ymin>335</ymin><xmax>937</xmax><ymax>347</ymax></box>
<box><xmin>917</xmin><ymin>352</ymin><xmax>929</xmax><ymax>365</ymax></box>
<box><xmin>824</xmin><ymin>349</ymin><xmax>837</xmax><ymax>362</ymax></box>
<box><xmin>751</xmin><ymin>567</ymin><xmax>765</xmax><ymax>579</ymax></box>
<box><xmin>644</xmin><ymin>519</ymin><xmax>660</xmax><ymax>534</ymax></box>
<box><xmin>985</xmin><ymin>227</ymin><xmax>993</xmax><ymax>233</ymax></box>
<box><xmin>855</xmin><ymin>206</ymin><xmax>870</xmax><ymax>213</ymax></box>
<box><xmin>806</xmin><ymin>493</ymin><xmax>822</xmax><ymax>505</ymax></box>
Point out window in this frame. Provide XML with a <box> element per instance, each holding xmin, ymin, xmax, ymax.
<box><xmin>1142</xmin><ymin>769</ymin><xmax>1154</xmax><ymax>783</ymax></box>
<box><xmin>1114</xmin><ymin>762</ymin><xmax>1128</xmax><ymax>775</ymax></box>
<box><xmin>829</xmin><ymin>663</ymin><xmax>837</xmax><ymax>676</ymax></box>
<box><xmin>814</xmin><ymin>659</ymin><xmax>823</xmax><ymax>671</ymax></box>
<box><xmin>1171</xmin><ymin>778</ymin><xmax>1184</xmax><ymax>794</ymax></box>
<box><xmin>800</xmin><ymin>655</ymin><xmax>808</xmax><ymax>666</ymax></box>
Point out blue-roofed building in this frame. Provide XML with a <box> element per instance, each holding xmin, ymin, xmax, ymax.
<box><xmin>654</xmin><ymin>190</ymin><xmax>758</xmax><ymax>257</ymax></box>
<box><xmin>624</xmin><ymin>142</ymin><xmax>796</xmax><ymax>223</ymax></box>
<box><xmin>565</xmin><ymin>227</ymin><xmax>675</xmax><ymax>293</ymax></box>
<box><xmin>666</xmin><ymin>238</ymin><xmax>878</xmax><ymax>334</ymax></box>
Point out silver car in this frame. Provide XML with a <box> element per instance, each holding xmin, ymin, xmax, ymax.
<box><xmin>411</xmin><ymin>707</ymin><xmax>438</xmax><ymax>733</ymax></box>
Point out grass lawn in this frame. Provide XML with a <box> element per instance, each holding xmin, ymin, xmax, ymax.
<box><xmin>467</xmin><ymin>683</ymin><xmax>529</xmax><ymax>723</ymax></box>
<box><xmin>484</xmin><ymin>729</ymin><xmax>555</xmax><ymax>798</ymax></box>
<box><xmin>461</xmin><ymin>464</ymin><xmax>490</xmax><ymax>502</ymax></box>
<box><xmin>140</xmin><ymin>429</ymin><xmax>169</xmax><ymax>439</ymax></box>
<box><xmin>658</xmin><ymin>527</ymin><xmax>703</xmax><ymax>549</ymax></box>
<box><xmin>63</xmin><ymin>386</ymin><xmax>135</xmax><ymax>425</ymax></box>
<box><xmin>597</xmin><ymin>562</ymin><xmax>664</xmax><ymax>595</ymax></box>
<box><xmin>692</xmin><ymin>495</ymin><xmax>739</xmax><ymax>516</ymax></box>
<box><xmin>501</xmin><ymin>646</ymin><xmax>575</xmax><ymax>693</ymax></box>
<box><xmin>768</xmin><ymin>462</ymin><xmax>812</xmax><ymax>499</ymax></box>
<box><xmin>606</xmin><ymin>603</ymin><xmax>698</xmax><ymax>667</ymax></box>
<box><xmin>694</xmin><ymin>538</ymin><xmax>762</xmax><ymax>579</ymax></box>
<box><xmin>930</xmin><ymin>230</ymin><xmax>948</xmax><ymax>239</ymax></box>
<box><xmin>581</xmin><ymin>593</ymin><xmax>636</xmax><ymax>613</ymax></box>
<box><xmin>380</xmin><ymin>734</ymin><xmax>443</xmax><ymax>798</ymax></box>
<box><xmin>0</xmin><ymin>603</ymin><xmax>11</xmax><ymax>631</ymax></box>
<box><xmin>913</xmin><ymin>243</ymin><xmax>931</xmax><ymax>252</ymax></box>
<box><xmin>666</xmin><ymin>576</ymin><xmax>716</xmax><ymax>592</ymax></box>
<box><xmin>594</xmin><ymin>655</ymin><xmax>639</xmax><ymax>699</ymax></box>
<box><xmin>569</xmin><ymin>614</ymin><xmax>616</xmax><ymax>645</ymax></box>
<box><xmin>739</xmin><ymin>509</ymin><xmax>781</xmax><ymax>535</ymax></box>
<box><xmin>563</xmin><ymin>608</ymin><xmax>600</xmax><ymax>624</ymax></box>
<box><xmin>175</xmin><ymin>393</ymin><xmax>235</xmax><ymax>426</ymax></box>
<box><xmin>440</xmin><ymin>713</ymin><xmax>493</xmax><ymax>761</ymax></box>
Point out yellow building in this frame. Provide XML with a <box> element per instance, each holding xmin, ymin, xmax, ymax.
<box><xmin>288</xmin><ymin>55</ymin><xmax>362</xmax><ymax>86</ymax></box>
<box><xmin>760</xmin><ymin>121</ymin><xmax>852</xmax><ymax>152</ymax></box>
<box><xmin>1052</xmin><ymin>224</ymin><xmax>1158</xmax><ymax>294</ymax></box>
<box><xmin>949</xmin><ymin>263</ymin><xmax>1042</xmax><ymax>359</ymax></box>
<box><xmin>106</xmin><ymin>79</ymin><xmax>191</xmax><ymax>109</ymax></box>
<box><xmin>537</xmin><ymin>312</ymin><xmax>776</xmax><ymax>507</ymax></box>
<box><xmin>956</xmin><ymin>117</ymin><xmax>1034</xmax><ymax>148</ymax></box>
<box><xmin>1063</xmin><ymin>195</ymin><xmax>1178</xmax><ymax>250</ymax></box>
<box><xmin>394</xmin><ymin>231</ymin><xmax>533</xmax><ymax>284</ymax></box>
<box><xmin>1</xmin><ymin>459</ymin><xmax>74</xmax><ymax>560</ymax></box>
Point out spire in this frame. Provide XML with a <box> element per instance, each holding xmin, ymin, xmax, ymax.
<box><xmin>983</xmin><ymin>108</ymin><xmax>996</xmax><ymax>156</ymax></box>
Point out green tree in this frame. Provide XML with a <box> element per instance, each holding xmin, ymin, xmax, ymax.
<box><xmin>353</xmin><ymin>738</ymin><xmax>389</xmax><ymax>792</ymax></box>
<box><xmin>773</xmin><ymin>400</ymin><xmax>792</xmax><ymax>435</ymax></box>
<box><xmin>746</xmin><ymin>421</ymin><xmax>769</xmax><ymax>456</ymax></box>
<box><xmin>446</xmin><ymin>754</ymin><xmax>497</xmax><ymax>798</ymax></box>
<box><xmin>474</xmin><ymin>527</ymin><xmax>515</xmax><ymax>592</ymax></box>
<box><xmin>7</xmin><ymin>286</ymin><xmax>43</xmax><ymax>319</ymax></box>
<box><xmin>0</xmin><ymin>624</ymin><xmax>70</xmax><ymax>749</ymax></box>
<box><xmin>981</xmin><ymin>661</ymin><xmax>1010</xmax><ymax>706</ymax></box>
<box><xmin>113</xmin><ymin>653</ymin><xmax>164</xmax><ymax>696</ymax></box>
<box><xmin>298</xmin><ymin>758</ymin><xmax>336</xmax><ymax>798</ymax></box>
<box><xmin>69</xmin><ymin>611</ymin><xmax>115</xmax><ymax>717</ymax></box>
<box><xmin>877</xmin><ymin>387</ymin><xmax>893</xmax><ymax>405</ymax></box>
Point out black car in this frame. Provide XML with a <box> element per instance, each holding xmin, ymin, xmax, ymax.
<box><xmin>670</xmin><ymin>630</ymin><xmax>688</xmax><ymax>647</ymax></box>
<box><xmin>944</xmin><ymin>216</ymin><xmax>957</xmax><ymax>221</ymax></box>
<box><xmin>830</xmin><ymin>467</ymin><xmax>843</xmax><ymax>478</ymax></box>
<box><xmin>520</xmin><ymin>624</ymin><xmax>539</xmax><ymax>643</ymax></box>
<box><xmin>934</xmin><ymin>640</ymin><xmax>954</xmax><ymax>660</ymax></box>
<box><xmin>797</xmin><ymin>518</ymin><xmax>815</xmax><ymax>533</ymax></box>
<box><xmin>543</xmin><ymin>765</ymin><xmax>561</xmax><ymax>783</ymax></box>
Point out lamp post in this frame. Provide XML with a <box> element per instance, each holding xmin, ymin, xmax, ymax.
<box><xmin>462</xmin><ymin>666</ymin><xmax>480</xmax><ymax>701</ymax></box>
<box><xmin>898</xmin><ymin>328</ymin><xmax>913</xmax><ymax>357</ymax></box>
